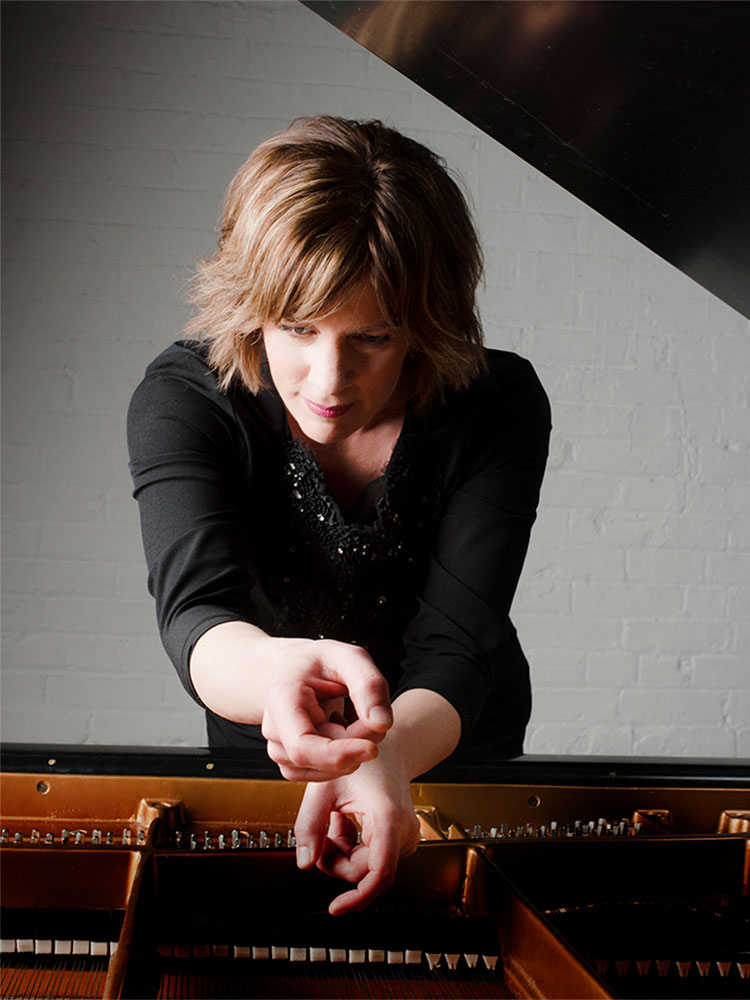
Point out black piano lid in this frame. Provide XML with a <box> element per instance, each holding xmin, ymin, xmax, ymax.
<box><xmin>302</xmin><ymin>0</ymin><xmax>750</xmax><ymax>320</ymax></box>
<box><xmin>1</xmin><ymin>744</ymin><xmax>748</xmax><ymax>788</ymax></box>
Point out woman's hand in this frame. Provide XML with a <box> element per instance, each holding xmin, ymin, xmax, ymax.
<box><xmin>190</xmin><ymin>623</ymin><xmax>393</xmax><ymax>781</ymax></box>
<box><xmin>260</xmin><ymin>637</ymin><xmax>392</xmax><ymax>781</ymax></box>
<box><xmin>293</xmin><ymin>739</ymin><xmax>421</xmax><ymax>915</ymax></box>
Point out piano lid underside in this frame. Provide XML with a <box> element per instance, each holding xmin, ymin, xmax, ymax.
<box><xmin>303</xmin><ymin>1</ymin><xmax>750</xmax><ymax>320</ymax></box>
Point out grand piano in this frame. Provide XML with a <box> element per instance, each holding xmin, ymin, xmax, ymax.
<box><xmin>2</xmin><ymin>2</ymin><xmax>749</xmax><ymax>998</ymax></box>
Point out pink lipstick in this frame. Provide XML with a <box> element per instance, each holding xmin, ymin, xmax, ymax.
<box><xmin>303</xmin><ymin>397</ymin><xmax>353</xmax><ymax>419</ymax></box>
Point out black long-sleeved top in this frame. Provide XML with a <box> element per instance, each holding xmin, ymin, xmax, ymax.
<box><xmin>127</xmin><ymin>341</ymin><xmax>550</xmax><ymax>759</ymax></box>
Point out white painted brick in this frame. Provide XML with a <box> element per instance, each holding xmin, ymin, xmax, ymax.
<box><xmin>553</xmin><ymin>402</ymin><xmax>633</xmax><ymax>438</ymax></box>
<box><xmin>691</xmin><ymin>657</ymin><xmax>750</xmax><ymax>690</ymax></box>
<box><xmin>527</xmin><ymin>650</ymin><xmax>587</xmax><ymax>687</ymax></box>
<box><xmin>3</xmin><ymin>558</ymin><xmax>116</xmax><ymax>598</ymax></box>
<box><xmin>637</xmin><ymin>655</ymin><xmax>692</xmax><ymax>688</ymax></box>
<box><xmin>633</xmin><ymin>727</ymin><xmax>737</xmax><ymax>758</ymax></box>
<box><xmin>623</xmin><ymin>619</ymin><xmax>734</xmax><ymax>656</ymax></box>
<box><xmin>0</xmin><ymin>671</ymin><xmax>47</xmax><ymax>709</ymax></box>
<box><xmin>618</xmin><ymin>690</ymin><xmax>672</xmax><ymax>725</ymax></box>
<box><xmin>525</xmin><ymin>725</ymin><xmax>595</xmax><ymax>755</ymax></box>
<box><xmin>729</xmin><ymin>518</ymin><xmax>750</xmax><ymax>550</ymax></box>
<box><xmin>3</xmin><ymin>597</ymin><xmax>48</xmax><ymax>633</ymax></box>
<box><xmin>40</xmin><ymin>522</ymin><xmax>141</xmax><ymax>562</ymax></box>
<box><xmin>706</xmin><ymin>552</ymin><xmax>750</xmax><ymax>585</ymax></box>
<box><xmin>584</xmin><ymin>653</ymin><xmax>639</xmax><ymax>688</ymax></box>
<box><xmin>630</xmin><ymin>404</ymin><xmax>684</xmax><ymax>439</ymax></box>
<box><xmin>573</xmin><ymin>581</ymin><xmax>682</xmax><ymax>619</ymax></box>
<box><xmin>683</xmin><ymin>585</ymin><xmax>729</xmax><ymax>620</ymax></box>
<box><xmin>726</xmin><ymin>587</ymin><xmax>750</xmax><ymax>621</ymax></box>
<box><xmin>626</xmin><ymin>548</ymin><xmax>705</xmax><ymax>583</ymax></box>
<box><xmin>1</xmin><ymin>710</ymin><xmax>90</xmax><ymax>745</ymax></box>
<box><xmin>47</xmin><ymin>673</ymin><xmax>164</xmax><ymax>711</ymax></box>
<box><xmin>687</xmin><ymin>480</ymin><xmax>750</xmax><ymax>516</ymax></box>
<box><xmin>543</xmin><ymin>471</ymin><xmax>621</xmax><ymax>509</ymax></box>
<box><xmin>621</xmin><ymin>476</ymin><xmax>684</xmax><ymax>511</ymax></box>
<box><xmin>2</xmin><ymin>448</ymin><xmax>44</xmax><ymax>486</ymax></box>
<box><xmin>57</xmin><ymin>635</ymin><xmax>130</xmax><ymax>673</ymax></box>
<box><xmin>697</xmin><ymin>443</ymin><xmax>750</xmax><ymax>481</ymax></box>
<box><xmin>669</xmin><ymin>690</ymin><xmax>727</xmax><ymax>726</ymax></box>
<box><xmin>531</xmin><ymin>688</ymin><xmax>619</xmax><ymax>725</ymax></box>
<box><xmin>541</xmin><ymin>545</ymin><xmax>626</xmax><ymax>583</ymax></box>
<box><xmin>118</xmin><ymin>636</ymin><xmax>171</xmax><ymax>674</ymax></box>
<box><xmin>87</xmin><ymin>710</ymin><xmax>206</xmax><ymax>747</ymax></box>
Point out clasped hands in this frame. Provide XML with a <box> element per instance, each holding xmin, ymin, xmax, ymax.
<box><xmin>260</xmin><ymin>638</ymin><xmax>420</xmax><ymax>915</ymax></box>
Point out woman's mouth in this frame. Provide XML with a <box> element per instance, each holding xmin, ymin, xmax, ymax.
<box><xmin>303</xmin><ymin>397</ymin><xmax>354</xmax><ymax>419</ymax></box>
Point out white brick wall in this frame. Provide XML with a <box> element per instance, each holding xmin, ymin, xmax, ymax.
<box><xmin>2</xmin><ymin>0</ymin><xmax>748</xmax><ymax>757</ymax></box>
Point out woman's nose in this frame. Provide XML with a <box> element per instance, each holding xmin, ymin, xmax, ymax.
<box><xmin>309</xmin><ymin>338</ymin><xmax>353</xmax><ymax>395</ymax></box>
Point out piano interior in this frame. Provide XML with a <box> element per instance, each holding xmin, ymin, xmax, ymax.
<box><xmin>1</xmin><ymin>749</ymin><xmax>748</xmax><ymax>999</ymax></box>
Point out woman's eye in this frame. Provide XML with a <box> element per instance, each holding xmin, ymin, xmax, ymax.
<box><xmin>280</xmin><ymin>324</ymin><xmax>313</xmax><ymax>337</ymax></box>
<box><xmin>357</xmin><ymin>333</ymin><xmax>392</xmax><ymax>346</ymax></box>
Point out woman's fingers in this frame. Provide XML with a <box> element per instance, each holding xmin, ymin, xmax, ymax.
<box><xmin>260</xmin><ymin>641</ymin><xmax>393</xmax><ymax>781</ymax></box>
<box><xmin>265</xmin><ymin>732</ymin><xmax>377</xmax><ymax>780</ymax></box>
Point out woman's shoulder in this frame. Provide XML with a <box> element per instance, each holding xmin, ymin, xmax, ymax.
<box><xmin>141</xmin><ymin>338</ymin><xmax>214</xmax><ymax>384</ymax></box>
<box><xmin>129</xmin><ymin>340</ymin><xmax>286</xmax><ymax>447</ymax></box>
<box><xmin>426</xmin><ymin>349</ymin><xmax>549</xmax><ymax>430</ymax></box>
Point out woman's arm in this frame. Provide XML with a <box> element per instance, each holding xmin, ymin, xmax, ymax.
<box><xmin>293</xmin><ymin>688</ymin><xmax>461</xmax><ymax>914</ymax></box>
<box><xmin>190</xmin><ymin>622</ymin><xmax>393</xmax><ymax>780</ymax></box>
<box><xmin>128</xmin><ymin>346</ymin><xmax>391</xmax><ymax>780</ymax></box>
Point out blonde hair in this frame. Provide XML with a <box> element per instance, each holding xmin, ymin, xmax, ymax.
<box><xmin>186</xmin><ymin>116</ymin><xmax>486</xmax><ymax>411</ymax></box>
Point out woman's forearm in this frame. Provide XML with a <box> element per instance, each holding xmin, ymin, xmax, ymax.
<box><xmin>386</xmin><ymin>688</ymin><xmax>461</xmax><ymax>779</ymax></box>
<box><xmin>189</xmin><ymin>620</ymin><xmax>281</xmax><ymax>723</ymax></box>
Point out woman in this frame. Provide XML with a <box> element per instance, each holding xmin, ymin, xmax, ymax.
<box><xmin>128</xmin><ymin>116</ymin><xmax>550</xmax><ymax>915</ymax></box>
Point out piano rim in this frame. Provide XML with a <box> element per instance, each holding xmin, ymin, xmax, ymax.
<box><xmin>2</xmin><ymin>743</ymin><xmax>749</xmax><ymax>787</ymax></box>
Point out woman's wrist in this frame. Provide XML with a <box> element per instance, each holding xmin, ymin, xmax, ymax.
<box><xmin>386</xmin><ymin>688</ymin><xmax>462</xmax><ymax>780</ymax></box>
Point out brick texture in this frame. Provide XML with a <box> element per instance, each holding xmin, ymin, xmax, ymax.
<box><xmin>2</xmin><ymin>1</ymin><xmax>748</xmax><ymax>757</ymax></box>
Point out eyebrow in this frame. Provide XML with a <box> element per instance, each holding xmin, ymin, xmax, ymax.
<box><xmin>350</xmin><ymin>324</ymin><xmax>391</xmax><ymax>335</ymax></box>
<box><xmin>280</xmin><ymin>321</ymin><xmax>392</xmax><ymax>335</ymax></box>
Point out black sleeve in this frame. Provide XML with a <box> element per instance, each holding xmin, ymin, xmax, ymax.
<box><xmin>396</xmin><ymin>354</ymin><xmax>551</xmax><ymax>742</ymax></box>
<box><xmin>127</xmin><ymin>347</ymin><xmax>258</xmax><ymax>705</ymax></box>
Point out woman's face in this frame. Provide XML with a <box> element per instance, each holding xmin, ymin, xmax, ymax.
<box><xmin>262</xmin><ymin>281</ymin><xmax>409</xmax><ymax>446</ymax></box>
